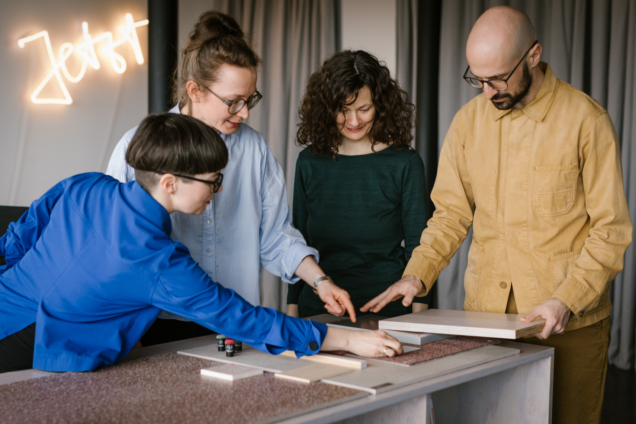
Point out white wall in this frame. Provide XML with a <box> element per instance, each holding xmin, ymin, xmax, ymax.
<box><xmin>0</xmin><ymin>0</ymin><xmax>398</xmax><ymax>207</ymax></box>
<box><xmin>340</xmin><ymin>0</ymin><xmax>397</xmax><ymax>77</ymax></box>
<box><xmin>0</xmin><ymin>0</ymin><xmax>148</xmax><ymax>206</ymax></box>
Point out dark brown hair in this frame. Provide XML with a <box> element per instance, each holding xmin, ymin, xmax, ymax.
<box><xmin>174</xmin><ymin>11</ymin><xmax>260</xmax><ymax>113</ymax></box>
<box><xmin>297</xmin><ymin>50</ymin><xmax>415</xmax><ymax>158</ymax></box>
<box><xmin>126</xmin><ymin>114</ymin><xmax>228</xmax><ymax>191</ymax></box>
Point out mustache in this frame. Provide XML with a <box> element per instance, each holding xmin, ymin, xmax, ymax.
<box><xmin>492</xmin><ymin>93</ymin><xmax>511</xmax><ymax>101</ymax></box>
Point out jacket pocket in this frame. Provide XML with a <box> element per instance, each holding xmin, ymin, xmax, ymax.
<box><xmin>549</xmin><ymin>249</ymin><xmax>581</xmax><ymax>291</ymax></box>
<box><xmin>532</xmin><ymin>165</ymin><xmax>578</xmax><ymax>217</ymax></box>
<box><xmin>464</xmin><ymin>241</ymin><xmax>486</xmax><ymax>302</ymax></box>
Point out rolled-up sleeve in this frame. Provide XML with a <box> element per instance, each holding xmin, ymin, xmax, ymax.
<box><xmin>259</xmin><ymin>148</ymin><xmax>318</xmax><ymax>283</ymax></box>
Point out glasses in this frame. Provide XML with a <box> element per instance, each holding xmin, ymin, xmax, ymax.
<box><xmin>201</xmin><ymin>84</ymin><xmax>262</xmax><ymax>114</ymax></box>
<box><xmin>463</xmin><ymin>41</ymin><xmax>538</xmax><ymax>91</ymax></box>
<box><xmin>158</xmin><ymin>172</ymin><xmax>224</xmax><ymax>193</ymax></box>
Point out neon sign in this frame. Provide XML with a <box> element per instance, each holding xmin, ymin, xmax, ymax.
<box><xmin>18</xmin><ymin>14</ymin><xmax>149</xmax><ymax>105</ymax></box>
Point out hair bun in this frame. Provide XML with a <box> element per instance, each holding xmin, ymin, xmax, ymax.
<box><xmin>193</xmin><ymin>11</ymin><xmax>245</xmax><ymax>43</ymax></box>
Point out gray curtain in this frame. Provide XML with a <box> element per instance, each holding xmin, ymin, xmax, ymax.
<box><xmin>398</xmin><ymin>0</ymin><xmax>636</xmax><ymax>369</ymax></box>
<box><xmin>211</xmin><ymin>0</ymin><xmax>340</xmax><ymax>311</ymax></box>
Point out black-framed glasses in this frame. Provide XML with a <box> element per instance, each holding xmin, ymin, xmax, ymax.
<box><xmin>158</xmin><ymin>172</ymin><xmax>224</xmax><ymax>193</ymax></box>
<box><xmin>201</xmin><ymin>85</ymin><xmax>262</xmax><ymax>114</ymax></box>
<box><xmin>463</xmin><ymin>40</ymin><xmax>538</xmax><ymax>91</ymax></box>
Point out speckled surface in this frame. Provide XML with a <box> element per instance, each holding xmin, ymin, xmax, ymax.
<box><xmin>372</xmin><ymin>336</ymin><xmax>499</xmax><ymax>365</ymax></box>
<box><xmin>0</xmin><ymin>353</ymin><xmax>364</xmax><ymax>424</ymax></box>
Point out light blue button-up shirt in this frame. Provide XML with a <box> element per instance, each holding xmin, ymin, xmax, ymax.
<box><xmin>107</xmin><ymin>107</ymin><xmax>318</xmax><ymax>314</ymax></box>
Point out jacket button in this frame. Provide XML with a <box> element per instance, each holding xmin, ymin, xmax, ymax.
<box><xmin>308</xmin><ymin>341</ymin><xmax>319</xmax><ymax>350</ymax></box>
<box><xmin>578</xmin><ymin>312</ymin><xmax>584</xmax><ymax>317</ymax></box>
<box><xmin>499</xmin><ymin>282</ymin><xmax>507</xmax><ymax>289</ymax></box>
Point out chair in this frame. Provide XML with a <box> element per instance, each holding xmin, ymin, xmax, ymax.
<box><xmin>0</xmin><ymin>206</ymin><xmax>29</xmax><ymax>266</ymax></box>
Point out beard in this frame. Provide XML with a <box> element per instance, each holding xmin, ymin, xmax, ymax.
<box><xmin>491</xmin><ymin>64</ymin><xmax>533</xmax><ymax>110</ymax></box>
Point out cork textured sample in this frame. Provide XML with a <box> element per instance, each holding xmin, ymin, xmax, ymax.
<box><xmin>0</xmin><ymin>353</ymin><xmax>366</xmax><ymax>424</ymax></box>
<box><xmin>379</xmin><ymin>309</ymin><xmax>545</xmax><ymax>339</ymax></box>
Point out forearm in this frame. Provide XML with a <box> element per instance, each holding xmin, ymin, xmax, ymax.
<box><xmin>294</xmin><ymin>255</ymin><xmax>325</xmax><ymax>286</ymax></box>
<box><xmin>320</xmin><ymin>327</ymin><xmax>350</xmax><ymax>352</ymax></box>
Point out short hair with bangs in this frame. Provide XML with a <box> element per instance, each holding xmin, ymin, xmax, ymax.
<box><xmin>125</xmin><ymin>113</ymin><xmax>228</xmax><ymax>191</ymax></box>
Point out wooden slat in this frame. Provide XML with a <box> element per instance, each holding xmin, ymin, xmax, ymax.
<box><xmin>275</xmin><ymin>363</ymin><xmax>353</xmax><ymax>383</ymax></box>
<box><xmin>280</xmin><ymin>350</ymin><xmax>367</xmax><ymax>369</ymax></box>
<box><xmin>378</xmin><ymin>310</ymin><xmax>545</xmax><ymax>340</ymax></box>
<box><xmin>200</xmin><ymin>364</ymin><xmax>263</xmax><ymax>381</ymax></box>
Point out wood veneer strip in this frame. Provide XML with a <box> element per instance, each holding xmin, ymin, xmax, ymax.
<box><xmin>200</xmin><ymin>364</ymin><xmax>263</xmax><ymax>381</ymax></box>
<box><xmin>275</xmin><ymin>363</ymin><xmax>353</xmax><ymax>383</ymax></box>
<box><xmin>280</xmin><ymin>350</ymin><xmax>367</xmax><ymax>369</ymax></box>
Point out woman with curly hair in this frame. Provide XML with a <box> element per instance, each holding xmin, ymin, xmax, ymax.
<box><xmin>286</xmin><ymin>50</ymin><xmax>432</xmax><ymax>319</ymax></box>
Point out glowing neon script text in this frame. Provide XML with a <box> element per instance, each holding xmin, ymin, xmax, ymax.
<box><xmin>18</xmin><ymin>14</ymin><xmax>149</xmax><ymax>105</ymax></box>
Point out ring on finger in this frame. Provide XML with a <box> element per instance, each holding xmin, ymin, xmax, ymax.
<box><xmin>383</xmin><ymin>346</ymin><xmax>392</xmax><ymax>356</ymax></box>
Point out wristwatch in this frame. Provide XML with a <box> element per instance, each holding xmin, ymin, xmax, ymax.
<box><xmin>313</xmin><ymin>276</ymin><xmax>333</xmax><ymax>294</ymax></box>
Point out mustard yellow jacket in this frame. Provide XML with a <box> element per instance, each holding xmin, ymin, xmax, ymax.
<box><xmin>405</xmin><ymin>63</ymin><xmax>632</xmax><ymax>330</ymax></box>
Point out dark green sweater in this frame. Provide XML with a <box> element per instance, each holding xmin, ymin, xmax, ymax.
<box><xmin>288</xmin><ymin>146</ymin><xmax>431</xmax><ymax>318</ymax></box>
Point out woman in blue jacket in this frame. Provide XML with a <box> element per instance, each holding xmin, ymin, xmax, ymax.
<box><xmin>0</xmin><ymin>114</ymin><xmax>402</xmax><ymax>373</ymax></box>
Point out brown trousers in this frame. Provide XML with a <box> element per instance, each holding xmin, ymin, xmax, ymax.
<box><xmin>506</xmin><ymin>289</ymin><xmax>610</xmax><ymax>424</ymax></box>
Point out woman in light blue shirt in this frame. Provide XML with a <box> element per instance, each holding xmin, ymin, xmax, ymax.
<box><xmin>107</xmin><ymin>11</ymin><xmax>355</xmax><ymax>343</ymax></box>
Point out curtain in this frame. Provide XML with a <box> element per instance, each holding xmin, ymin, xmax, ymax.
<box><xmin>398</xmin><ymin>0</ymin><xmax>636</xmax><ymax>369</ymax></box>
<box><xmin>212</xmin><ymin>0</ymin><xmax>340</xmax><ymax>311</ymax></box>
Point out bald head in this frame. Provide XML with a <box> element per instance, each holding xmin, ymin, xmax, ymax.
<box><xmin>466</xmin><ymin>6</ymin><xmax>536</xmax><ymax>73</ymax></box>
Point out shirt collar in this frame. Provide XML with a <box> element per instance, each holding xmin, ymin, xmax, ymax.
<box><xmin>123</xmin><ymin>181</ymin><xmax>172</xmax><ymax>235</ymax></box>
<box><xmin>493</xmin><ymin>62</ymin><xmax>557</xmax><ymax>122</ymax></box>
<box><xmin>171</xmin><ymin>104</ymin><xmax>231</xmax><ymax>142</ymax></box>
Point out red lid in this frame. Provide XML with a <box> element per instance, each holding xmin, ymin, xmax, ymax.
<box><xmin>225</xmin><ymin>338</ymin><xmax>234</xmax><ymax>343</ymax></box>
<box><xmin>225</xmin><ymin>340</ymin><xmax>235</xmax><ymax>345</ymax></box>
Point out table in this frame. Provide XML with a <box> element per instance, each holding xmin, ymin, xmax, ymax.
<box><xmin>0</xmin><ymin>335</ymin><xmax>553</xmax><ymax>423</ymax></box>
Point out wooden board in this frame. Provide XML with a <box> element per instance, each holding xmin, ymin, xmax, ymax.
<box><xmin>325</xmin><ymin>315</ymin><xmax>454</xmax><ymax>345</ymax></box>
<box><xmin>279</xmin><ymin>350</ymin><xmax>367</xmax><ymax>369</ymax></box>
<box><xmin>179</xmin><ymin>344</ymin><xmax>310</xmax><ymax>373</ymax></box>
<box><xmin>275</xmin><ymin>363</ymin><xmax>353</xmax><ymax>383</ymax></box>
<box><xmin>379</xmin><ymin>309</ymin><xmax>545</xmax><ymax>339</ymax></box>
<box><xmin>200</xmin><ymin>364</ymin><xmax>263</xmax><ymax>381</ymax></box>
<box><xmin>322</xmin><ymin>345</ymin><xmax>520</xmax><ymax>394</ymax></box>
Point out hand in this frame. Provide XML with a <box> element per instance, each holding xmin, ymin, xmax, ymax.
<box><xmin>520</xmin><ymin>298</ymin><xmax>572</xmax><ymax>340</ymax></box>
<box><xmin>316</xmin><ymin>280</ymin><xmax>357</xmax><ymax>322</ymax></box>
<box><xmin>321</xmin><ymin>327</ymin><xmax>403</xmax><ymax>357</ymax></box>
<box><xmin>286</xmin><ymin>304</ymin><xmax>299</xmax><ymax>317</ymax></box>
<box><xmin>293</xmin><ymin>256</ymin><xmax>356</xmax><ymax>322</ymax></box>
<box><xmin>360</xmin><ymin>275</ymin><xmax>424</xmax><ymax>314</ymax></box>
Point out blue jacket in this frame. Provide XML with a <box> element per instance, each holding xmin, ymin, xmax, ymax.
<box><xmin>0</xmin><ymin>173</ymin><xmax>327</xmax><ymax>372</ymax></box>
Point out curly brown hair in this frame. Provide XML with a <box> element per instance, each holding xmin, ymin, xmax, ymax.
<box><xmin>297</xmin><ymin>50</ymin><xmax>414</xmax><ymax>158</ymax></box>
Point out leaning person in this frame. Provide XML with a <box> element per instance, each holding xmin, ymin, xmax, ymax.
<box><xmin>107</xmin><ymin>11</ymin><xmax>357</xmax><ymax>345</ymax></box>
<box><xmin>0</xmin><ymin>114</ymin><xmax>402</xmax><ymax>373</ymax></box>
<box><xmin>286</xmin><ymin>50</ymin><xmax>431</xmax><ymax>319</ymax></box>
<box><xmin>364</xmin><ymin>7</ymin><xmax>631</xmax><ymax>424</ymax></box>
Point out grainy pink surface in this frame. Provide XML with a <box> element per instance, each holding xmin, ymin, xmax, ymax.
<box><xmin>0</xmin><ymin>353</ymin><xmax>363</xmax><ymax>424</ymax></box>
<box><xmin>374</xmin><ymin>336</ymin><xmax>499</xmax><ymax>365</ymax></box>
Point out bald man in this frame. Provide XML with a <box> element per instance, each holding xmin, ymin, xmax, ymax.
<box><xmin>361</xmin><ymin>6</ymin><xmax>631</xmax><ymax>424</ymax></box>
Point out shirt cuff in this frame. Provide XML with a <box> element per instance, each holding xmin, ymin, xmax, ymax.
<box><xmin>282</xmin><ymin>242</ymin><xmax>319</xmax><ymax>284</ymax></box>
<box><xmin>403</xmin><ymin>259</ymin><xmax>441</xmax><ymax>297</ymax></box>
<box><xmin>552</xmin><ymin>277</ymin><xmax>600</xmax><ymax>318</ymax></box>
<box><xmin>262</xmin><ymin>320</ymin><xmax>328</xmax><ymax>357</ymax></box>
